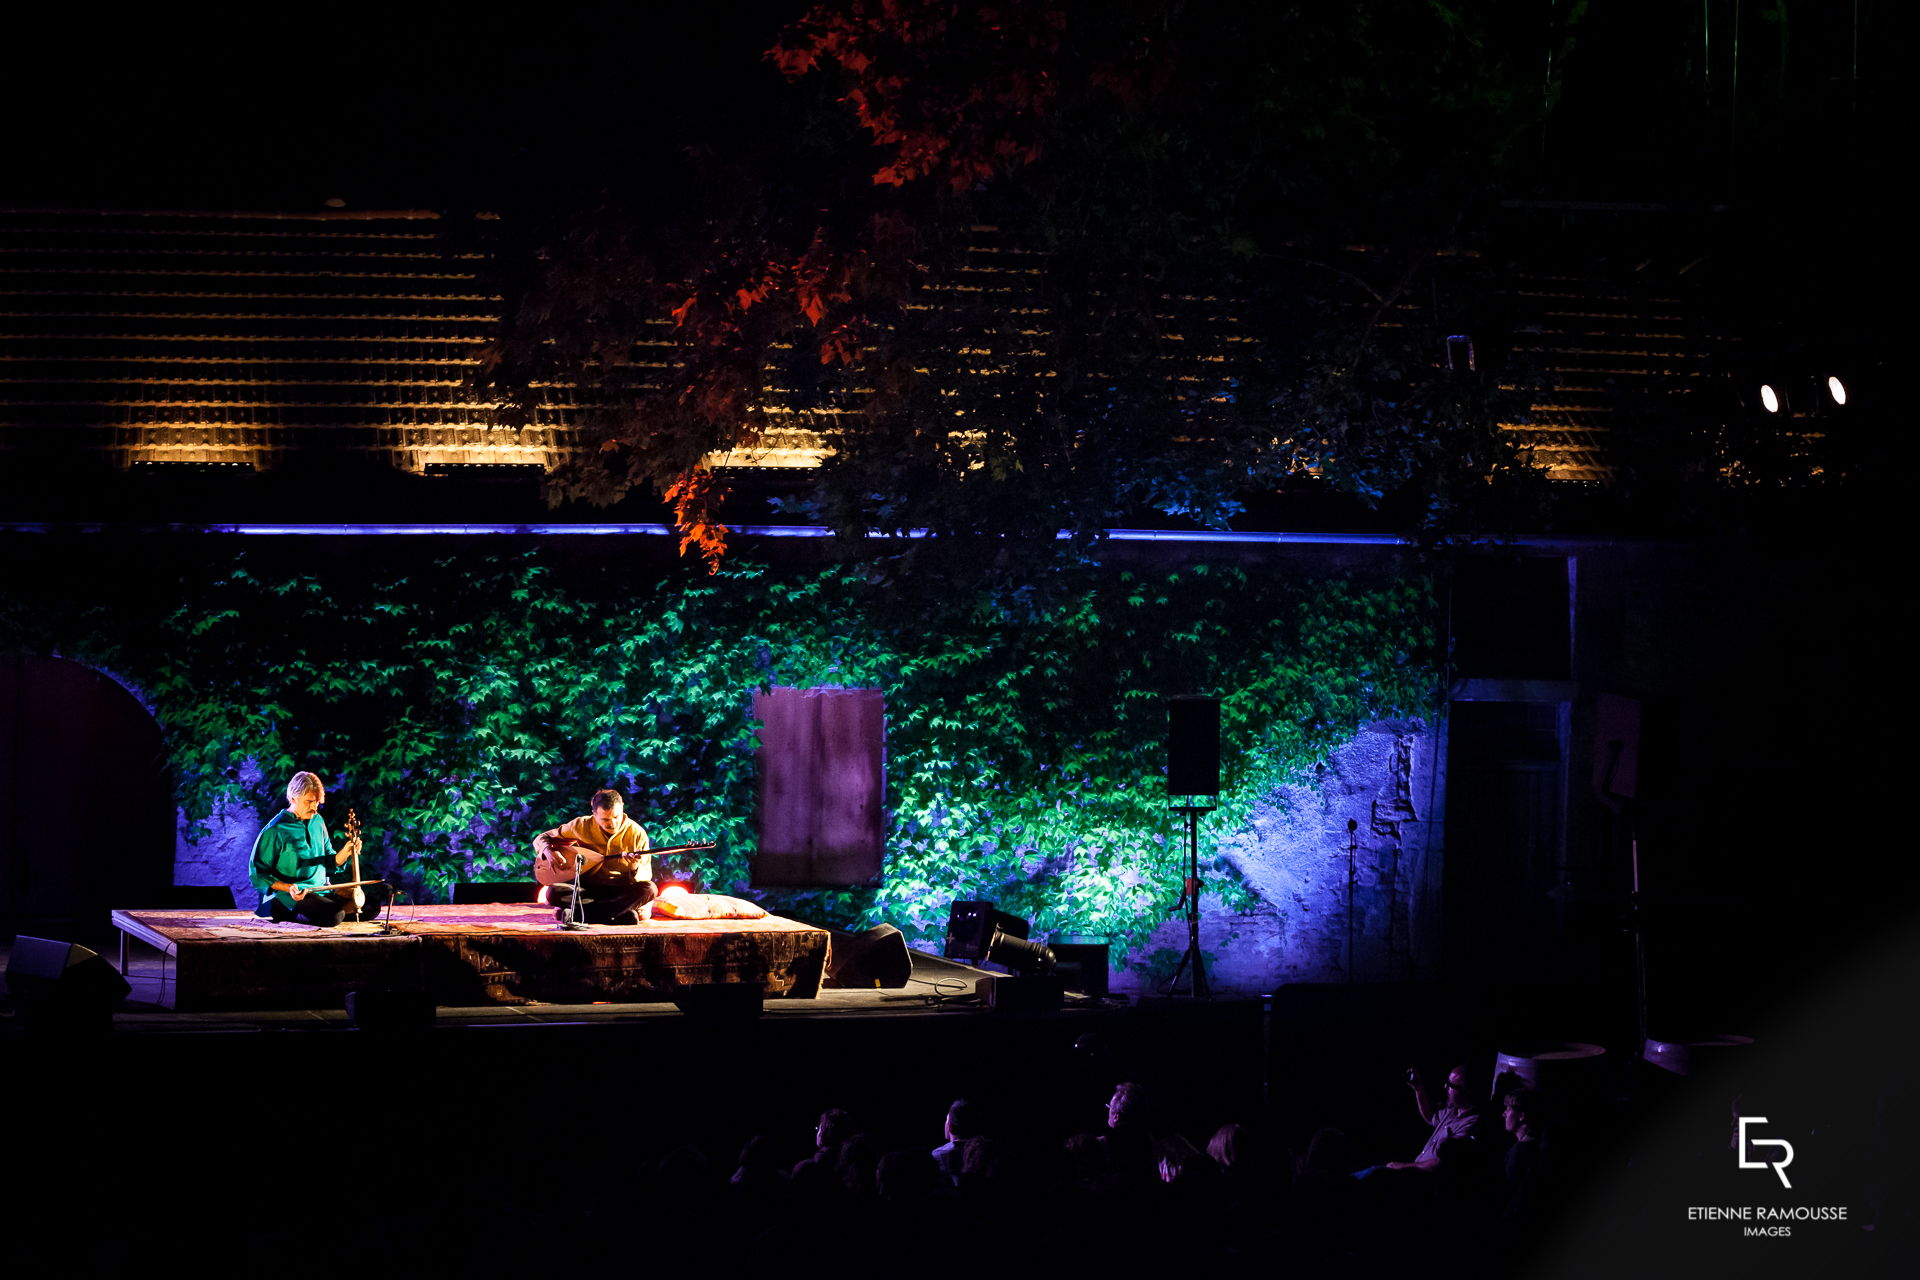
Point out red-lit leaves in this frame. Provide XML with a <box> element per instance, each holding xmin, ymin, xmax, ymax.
<box><xmin>662</xmin><ymin>467</ymin><xmax>733</xmax><ymax>572</ymax></box>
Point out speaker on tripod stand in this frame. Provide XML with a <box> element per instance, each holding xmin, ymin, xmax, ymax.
<box><xmin>1168</xmin><ymin>696</ymin><xmax>1220</xmax><ymax>798</ymax></box>
<box><xmin>1166</xmin><ymin>696</ymin><xmax>1219</xmax><ymax>998</ymax></box>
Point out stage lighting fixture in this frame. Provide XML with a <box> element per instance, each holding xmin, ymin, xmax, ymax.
<box><xmin>1827</xmin><ymin>376</ymin><xmax>1848</xmax><ymax>406</ymax></box>
<box><xmin>1759</xmin><ymin>384</ymin><xmax>1782</xmax><ymax>414</ymax></box>
<box><xmin>944</xmin><ymin>900</ymin><xmax>1025</xmax><ymax>961</ymax></box>
<box><xmin>987</xmin><ymin>931</ymin><xmax>1057</xmax><ymax>976</ymax></box>
<box><xmin>943</xmin><ymin>900</ymin><xmax>1056</xmax><ymax>975</ymax></box>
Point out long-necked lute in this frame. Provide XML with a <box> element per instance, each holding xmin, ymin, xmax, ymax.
<box><xmin>548</xmin><ymin>840</ymin><xmax>716</xmax><ymax>886</ymax></box>
<box><xmin>342</xmin><ymin>807</ymin><xmax>367</xmax><ymax>916</ymax></box>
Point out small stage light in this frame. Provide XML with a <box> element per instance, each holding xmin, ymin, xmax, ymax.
<box><xmin>943</xmin><ymin>900</ymin><xmax>1057</xmax><ymax>975</ymax></box>
<box><xmin>986</xmin><ymin>931</ymin><xmax>1057</xmax><ymax>976</ymax></box>
<box><xmin>1827</xmin><ymin>376</ymin><xmax>1848</xmax><ymax>406</ymax></box>
<box><xmin>650</xmin><ymin>883</ymin><xmax>697</xmax><ymax>919</ymax></box>
<box><xmin>1759</xmin><ymin>384</ymin><xmax>1782</xmax><ymax>414</ymax></box>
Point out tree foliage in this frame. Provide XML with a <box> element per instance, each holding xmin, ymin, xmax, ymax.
<box><xmin>477</xmin><ymin>1</ymin><xmax>1580</xmax><ymax>566</ymax></box>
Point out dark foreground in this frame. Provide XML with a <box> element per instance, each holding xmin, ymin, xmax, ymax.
<box><xmin>5</xmin><ymin>929</ymin><xmax>1916</xmax><ymax>1279</ymax></box>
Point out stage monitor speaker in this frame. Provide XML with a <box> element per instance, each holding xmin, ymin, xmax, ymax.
<box><xmin>825</xmin><ymin>924</ymin><xmax>913</xmax><ymax>989</ymax></box>
<box><xmin>5</xmin><ymin>936</ymin><xmax>131</xmax><ymax>1030</ymax></box>
<box><xmin>1167</xmin><ymin>696</ymin><xmax>1220</xmax><ymax>796</ymax></box>
<box><xmin>1050</xmin><ymin>937</ymin><xmax>1111</xmax><ymax>998</ymax></box>
<box><xmin>944</xmin><ymin>901</ymin><xmax>1029</xmax><ymax>963</ymax></box>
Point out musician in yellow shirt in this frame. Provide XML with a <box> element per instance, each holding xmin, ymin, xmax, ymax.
<box><xmin>531</xmin><ymin>788</ymin><xmax>656</xmax><ymax>924</ymax></box>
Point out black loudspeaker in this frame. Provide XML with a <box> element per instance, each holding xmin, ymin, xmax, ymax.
<box><xmin>5</xmin><ymin>936</ymin><xmax>131</xmax><ymax>1030</ymax></box>
<box><xmin>1167</xmin><ymin>696</ymin><xmax>1220</xmax><ymax>796</ymax></box>
<box><xmin>1050</xmin><ymin>937</ymin><xmax>1111</xmax><ymax>998</ymax></box>
<box><xmin>825</xmin><ymin>924</ymin><xmax>914</xmax><ymax>989</ymax></box>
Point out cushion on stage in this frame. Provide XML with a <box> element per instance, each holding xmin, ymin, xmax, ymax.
<box><xmin>653</xmin><ymin>892</ymin><xmax>768</xmax><ymax>920</ymax></box>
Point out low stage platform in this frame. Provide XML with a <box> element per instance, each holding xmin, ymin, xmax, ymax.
<box><xmin>109</xmin><ymin>903</ymin><xmax>831</xmax><ymax>1010</ymax></box>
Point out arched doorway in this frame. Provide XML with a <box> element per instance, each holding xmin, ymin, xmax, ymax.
<box><xmin>1</xmin><ymin>655</ymin><xmax>173</xmax><ymax>943</ymax></box>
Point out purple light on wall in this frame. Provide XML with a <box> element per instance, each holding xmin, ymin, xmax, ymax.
<box><xmin>181</xmin><ymin>523</ymin><xmax>1416</xmax><ymax>546</ymax></box>
<box><xmin>7</xmin><ymin>522</ymin><xmax>1657</xmax><ymax>551</ymax></box>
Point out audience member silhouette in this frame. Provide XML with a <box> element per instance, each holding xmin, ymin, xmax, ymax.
<box><xmin>931</xmin><ymin>1097</ymin><xmax>984</xmax><ymax>1183</ymax></box>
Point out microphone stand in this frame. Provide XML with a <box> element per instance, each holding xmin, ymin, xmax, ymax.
<box><xmin>368</xmin><ymin>877</ymin><xmax>402</xmax><ymax>935</ymax></box>
<box><xmin>1165</xmin><ymin>801</ymin><xmax>1213</xmax><ymax>999</ymax></box>
<box><xmin>1598</xmin><ymin>740</ymin><xmax>1647</xmax><ymax>1082</ymax></box>
<box><xmin>558</xmin><ymin>847</ymin><xmax>591</xmax><ymax>931</ymax></box>
<box><xmin>1346</xmin><ymin>818</ymin><xmax>1358</xmax><ymax>983</ymax></box>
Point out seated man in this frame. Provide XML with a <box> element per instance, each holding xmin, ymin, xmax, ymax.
<box><xmin>249</xmin><ymin>770</ymin><xmax>390</xmax><ymax>927</ymax></box>
<box><xmin>532</xmin><ymin>788</ymin><xmax>656</xmax><ymax>924</ymax></box>
<box><xmin>1383</xmin><ymin>1062</ymin><xmax>1484</xmax><ymax>1171</ymax></box>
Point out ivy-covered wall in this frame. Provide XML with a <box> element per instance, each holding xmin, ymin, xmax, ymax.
<box><xmin>1</xmin><ymin>534</ymin><xmax>1439</xmax><ymax>987</ymax></box>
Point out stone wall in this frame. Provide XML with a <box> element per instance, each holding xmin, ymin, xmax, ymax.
<box><xmin>172</xmin><ymin>759</ymin><xmax>268</xmax><ymax>912</ymax></box>
<box><xmin>1113</xmin><ymin>718</ymin><xmax>1438</xmax><ymax>996</ymax></box>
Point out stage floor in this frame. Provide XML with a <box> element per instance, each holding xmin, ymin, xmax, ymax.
<box><xmin>75</xmin><ymin>927</ymin><xmax>1041</xmax><ymax>1030</ymax></box>
<box><xmin>110</xmin><ymin>903</ymin><xmax>833</xmax><ymax>1011</ymax></box>
<box><xmin>103</xmin><ymin>947</ymin><xmax>1022</xmax><ymax>1029</ymax></box>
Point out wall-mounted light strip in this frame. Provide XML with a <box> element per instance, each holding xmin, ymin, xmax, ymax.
<box><xmin>0</xmin><ymin>521</ymin><xmax>1662</xmax><ymax>550</ymax></box>
<box><xmin>94</xmin><ymin>522</ymin><xmax>1414</xmax><ymax>544</ymax></box>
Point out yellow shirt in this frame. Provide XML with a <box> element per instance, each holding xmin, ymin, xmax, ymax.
<box><xmin>531</xmin><ymin>813</ymin><xmax>651</xmax><ymax>887</ymax></box>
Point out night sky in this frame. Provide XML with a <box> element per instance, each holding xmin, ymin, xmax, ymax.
<box><xmin>4</xmin><ymin>1</ymin><xmax>806</xmax><ymax>209</ymax></box>
<box><xmin>1</xmin><ymin>1</ymin><xmax>1892</xmax><ymax>346</ymax></box>
<box><xmin>6</xmin><ymin>2</ymin><xmax>1890</xmax><ymax>213</ymax></box>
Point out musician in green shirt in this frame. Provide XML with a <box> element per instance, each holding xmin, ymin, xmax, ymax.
<box><xmin>248</xmin><ymin>771</ymin><xmax>387</xmax><ymax>926</ymax></box>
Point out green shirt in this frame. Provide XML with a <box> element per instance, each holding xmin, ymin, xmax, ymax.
<box><xmin>249</xmin><ymin>810</ymin><xmax>338</xmax><ymax>914</ymax></box>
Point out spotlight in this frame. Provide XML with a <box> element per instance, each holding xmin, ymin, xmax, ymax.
<box><xmin>944</xmin><ymin>900</ymin><xmax>1054</xmax><ymax>974</ymax></box>
<box><xmin>987</xmin><ymin>931</ymin><xmax>1057</xmax><ymax>976</ymax></box>
<box><xmin>1827</xmin><ymin>376</ymin><xmax>1848</xmax><ymax>406</ymax></box>
<box><xmin>945</xmin><ymin>900</ymin><xmax>1023</xmax><ymax>961</ymax></box>
<box><xmin>1759</xmin><ymin>384</ymin><xmax>1782</xmax><ymax>414</ymax></box>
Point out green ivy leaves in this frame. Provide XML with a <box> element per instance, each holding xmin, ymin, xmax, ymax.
<box><xmin>1</xmin><ymin>538</ymin><xmax>1434</xmax><ymax>962</ymax></box>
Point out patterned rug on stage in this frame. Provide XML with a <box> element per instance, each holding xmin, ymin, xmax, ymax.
<box><xmin>114</xmin><ymin>905</ymin><xmax>831</xmax><ymax>1008</ymax></box>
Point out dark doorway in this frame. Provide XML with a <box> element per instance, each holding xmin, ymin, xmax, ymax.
<box><xmin>1443</xmin><ymin>701</ymin><xmax>1565</xmax><ymax>980</ymax></box>
<box><xmin>1451</xmin><ymin>556</ymin><xmax>1571</xmax><ymax>680</ymax></box>
<box><xmin>1</xmin><ymin>655</ymin><xmax>173</xmax><ymax>944</ymax></box>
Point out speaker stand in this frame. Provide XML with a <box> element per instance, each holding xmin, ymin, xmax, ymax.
<box><xmin>1166</xmin><ymin>803</ymin><xmax>1213</xmax><ymax>999</ymax></box>
<box><xmin>1345</xmin><ymin>817</ymin><xmax>1358</xmax><ymax>983</ymax></box>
